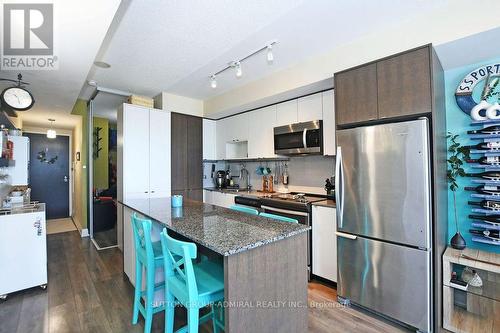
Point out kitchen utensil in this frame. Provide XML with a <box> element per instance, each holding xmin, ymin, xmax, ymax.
<box><xmin>211</xmin><ymin>164</ymin><xmax>215</xmax><ymax>178</ymax></box>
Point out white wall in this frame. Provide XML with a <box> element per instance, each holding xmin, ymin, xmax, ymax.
<box><xmin>154</xmin><ymin>92</ymin><xmax>203</xmax><ymax>116</ymax></box>
<box><xmin>204</xmin><ymin>2</ymin><xmax>500</xmax><ymax>117</ymax></box>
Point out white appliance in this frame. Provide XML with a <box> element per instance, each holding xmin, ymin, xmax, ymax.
<box><xmin>0</xmin><ymin>204</ymin><xmax>47</xmax><ymax>299</ymax></box>
<box><xmin>7</xmin><ymin>135</ymin><xmax>30</xmax><ymax>186</ymax></box>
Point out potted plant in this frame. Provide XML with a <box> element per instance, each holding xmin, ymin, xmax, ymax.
<box><xmin>447</xmin><ymin>132</ymin><xmax>470</xmax><ymax>250</ymax></box>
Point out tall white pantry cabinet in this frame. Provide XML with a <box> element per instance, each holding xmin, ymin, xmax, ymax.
<box><xmin>117</xmin><ymin>103</ymin><xmax>171</xmax><ymax>252</ymax></box>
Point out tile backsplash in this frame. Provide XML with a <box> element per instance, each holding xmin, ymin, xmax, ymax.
<box><xmin>203</xmin><ymin>155</ymin><xmax>335</xmax><ymax>194</ymax></box>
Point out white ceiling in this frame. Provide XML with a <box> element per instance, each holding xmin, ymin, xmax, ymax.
<box><xmin>86</xmin><ymin>0</ymin><xmax>448</xmax><ymax>103</ymax></box>
<box><xmin>0</xmin><ymin>0</ymin><xmax>121</xmax><ymax>129</ymax></box>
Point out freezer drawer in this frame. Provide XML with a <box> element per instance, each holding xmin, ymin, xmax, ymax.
<box><xmin>336</xmin><ymin>119</ymin><xmax>431</xmax><ymax>249</ymax></box>
<box><xmin>337</xmin><ymin>234</ymin><xmax>431</xmax><ymax>332</ymax></box>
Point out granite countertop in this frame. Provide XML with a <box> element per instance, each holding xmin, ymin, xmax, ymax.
<box><xmin>312</xmin><ymin>199</ymin><xmax>336</xmax><ymax>208</ymax></box>
<box><xmin>119</xmin><ymin>197</ymin><xmax>310</xmax><ymax>256</ymax></box>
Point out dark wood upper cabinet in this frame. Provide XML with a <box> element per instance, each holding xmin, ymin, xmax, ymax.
<box><xmin>171</xmin><ymin>113</ymin><xmax>203</xmax><ymax>197</ymax></box>
<box><xmin>335</xmin><ymin>63</ymin><xmax>378</xmax><ymax>126</ymax></box>
<box><xmin>377</xmin><ymin>47</ymin><xmax>431</xmax><ymax>119</ymax></box>
<box><xmin>171</xmin><ymin>113</ymin><xmax>188</xmax><ymax>191</ymax></box>
<box><xmin>187</xmin><ymin>116</ymin><xmax>202</xmax><ymax>190</ymax></box>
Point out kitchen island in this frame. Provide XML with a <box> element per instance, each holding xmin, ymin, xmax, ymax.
<box><xmin>119</xmin><ymin>197</ymin><xmax>309</xmax><ymax>333</ymax></box>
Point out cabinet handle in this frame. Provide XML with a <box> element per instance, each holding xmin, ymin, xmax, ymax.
<box><xmin>151</xmin><ymin>191</ymin><xmax>155</xmax><ymax>193</ymax></box>
<box><xmin>144</xmin><ymin>191</ymin><xmax>148</xmax><ymax>193</ymax></box>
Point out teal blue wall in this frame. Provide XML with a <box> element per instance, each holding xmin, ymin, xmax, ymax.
<box><xmin>445</xmin><ymin>56</ymin><xmax>500</xmax><ymax>254</ymax></box>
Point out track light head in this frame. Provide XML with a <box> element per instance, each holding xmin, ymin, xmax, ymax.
<box><xmin>210</xmin><ymin>75</ymin><xmax>217</xmax><ymax>89</ymax></box>
<box><xmin>235</xmin><ymin>61</ymin><xmax>242</xmax><ymax>78</ymax></box>
<box><xmin>267</xmin><ymin>45</ymin><xmax>274</xmax><ymax>64</ymax></box>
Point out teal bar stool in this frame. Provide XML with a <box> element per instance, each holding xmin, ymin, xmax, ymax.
<box><xmin>160</xmin><ymin>228</ymin><xmax>225</xmax><ymax>333</ymax></box>
<box><xmin>229</xmin><ymin>205</ymin><xmax>259</xmax><ymax>215</ymax></box>
<box><xmin>259</xmin><ymin>212</ymin><xmax>299</xmax><ymax>223</ymax></box>
<box><xmin>131</xmin><ymin>213</ymin><xmax>166</xmax><ymax>333</ymax></box>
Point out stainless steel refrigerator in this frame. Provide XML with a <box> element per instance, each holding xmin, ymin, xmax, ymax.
<box><xmin>335</xmin><ymin>118</ymin><xmax>432</xmax><ymax>332</ymax></box>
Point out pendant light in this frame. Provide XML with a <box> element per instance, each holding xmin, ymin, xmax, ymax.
<box><xmin>47</xmin><ymin>119</ymin><xmax>56</xmax><ymax>139</ymax></box>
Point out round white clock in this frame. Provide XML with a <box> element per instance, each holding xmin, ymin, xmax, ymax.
<box><xmin>1</xmin><ymin>86</ymin><xmax>35</xmax><ymax>111</ymax></box>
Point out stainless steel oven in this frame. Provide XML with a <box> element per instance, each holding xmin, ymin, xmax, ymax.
<box><xmin>274</xmin><ymin>120</ymin><xmax>323</xmax><ymax>155</ymax></box>
<box><xmin>261</xmin><ymin>205</ymin><xmax>312</xmax><ymax>277</ymax></box>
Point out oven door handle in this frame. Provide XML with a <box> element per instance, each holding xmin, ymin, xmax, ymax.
<box><xmin>302</xmin><ymin>128</ymin><xmax>308</xmax><ymax>149</ymax></box>
<box><xmin>261</xmin><ymin>205</ymin><xmax>309</xmax><ymax>217</ymax></box>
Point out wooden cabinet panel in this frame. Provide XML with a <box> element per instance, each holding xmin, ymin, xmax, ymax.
<box><xmin>248</xmin><ymin>105</ymin><xmax>277</xmax><ymax>158</ymax></box>
<box><xmin>377</xmin><ymin>47</ymin><xmax>431</xmax><ymax>118</ymax></box>
<box><xmin>276</xmin><ymin>99</ymin><xmax>298</xmax><ymax>126</ymax></box>
<box><xmin>149</xmin><ymin>109</ymin><xmax>171</xmax><ymax>196</ymax></box>
<box><xmin>187</xmin><ymin>116</ymin><xmax>202</xmax><ymax>190</ymax></box>
<box><xmin>171</xmin><ymin>113</ymin><xmax>188</xmax><ymax>191</ymax></box>
<box><xmin>322</xmin><ymin>90</ymin><xmax>335</xmax><ymax>156</ymax></box>
<box><xmin>202</xmin><ymin>119</ymin><xmax>216</xmax><ymax>160</ymax></box>
<box><xmin>298</xmin><ymin>92</ymin><xmax>323</xmax><ymax>122</ymax></box>
<box><xmin>335</xmin><ymin>63</ymin><xmax>378</xmax><ymax>126</ymax></box>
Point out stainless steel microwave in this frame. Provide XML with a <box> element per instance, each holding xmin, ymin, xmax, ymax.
<box><xmin>274</xmin><ymin>120</ymin><xmax>323</xmax><ymax>155</ymax></box>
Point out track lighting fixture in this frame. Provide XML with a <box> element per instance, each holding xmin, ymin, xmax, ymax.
<box><xmin>210</xmin><ymin>75</ymin><xmax>217</xmax><ymax>89</ymax></box>
<box><xmin>267</xmin><ymin>45</ymin><xmax>274</xmax><ymax>63</ymax></box>
<box><xmin>235</xmin><ymin>62</ymin><xmax>242</xmax><ymax>78</ymax></box>
<box><xmin>208</xmin><ymin>40</ymin><xmax>277</xmax><ymax>88</ymax></box>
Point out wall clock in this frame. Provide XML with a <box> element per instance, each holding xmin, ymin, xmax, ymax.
<box><xmin>1</xmin><ymin>86</ymin><xmax>35</xmax><ymax>111</ymax></box>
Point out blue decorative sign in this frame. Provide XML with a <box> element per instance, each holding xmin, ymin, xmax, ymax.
<box><xmin>455</xmin><ymin>63</ymin><xmax>500</xmax><ymax>115</ymax></box>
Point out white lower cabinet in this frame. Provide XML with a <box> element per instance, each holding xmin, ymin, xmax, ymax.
<box><xmin>312</xmin><ymin>204</ymin><xmax>337</xmax><ymax>282</ymax></box>
<box><xmin>203</xmin><ymin>190</ymin><xmax>236</xmax><ymax>208</ymax></box>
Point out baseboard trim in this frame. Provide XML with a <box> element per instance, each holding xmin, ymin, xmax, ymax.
<box><xmin>80</xmin><ymin>228</ymin><xmax>89</xmax><ymax>237</ymax></box>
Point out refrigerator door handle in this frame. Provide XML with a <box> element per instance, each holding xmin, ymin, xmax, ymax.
<box><xmin>335</xmin><ymin>146</ymin><xmax>344</xmax><ymax>228</ymax></box>
<box><xmin>336</xmin><ymin>231</ymin><xmax>357</xmax><ymax>240</ymax></box>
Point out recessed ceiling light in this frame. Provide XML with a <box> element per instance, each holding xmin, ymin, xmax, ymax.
<box><xmin>94</xmin><ymin>61</ymin><xmax>111</xmax><ymax>69</ymax></box>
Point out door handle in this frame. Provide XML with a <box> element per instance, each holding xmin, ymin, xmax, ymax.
<box><xmin>63</xmin><ymin>176</ymin><xmax>68</xmax><ymax>183</ymax></box>
<box><xmin>336</xmin><ymin>232</ymin><xmax>357</xmax><ymax>240</ymax></box>
<box><xmin>335</xmin><ymin>146</ymin><xmax>344</xmax><ymax>228</ymax></box>
<box><xmin>302</xmin><ymin>129</ymin><xmax>308</xmax><ymax>148</ymax></box>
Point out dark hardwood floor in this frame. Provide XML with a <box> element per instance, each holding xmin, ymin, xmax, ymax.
<box><xmin>0</xmin><ymin>231</ymin><xmax>408</xmax><ymax>333</ymax></box>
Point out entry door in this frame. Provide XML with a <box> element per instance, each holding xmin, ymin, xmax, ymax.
<box><xmin>25</xmin><ymin>133</ymin><xmax>69</xmax><ymax>219</ymax></box>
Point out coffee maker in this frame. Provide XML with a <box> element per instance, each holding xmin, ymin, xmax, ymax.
<box><xmin>214</xmin><ymin>170</ymin><xmax>227</xmax><ymax>189</ymax></box>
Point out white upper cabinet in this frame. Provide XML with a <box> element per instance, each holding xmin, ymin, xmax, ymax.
<box><xmin>216</xmin><ymin>113</ymin><xmax>249</xmax><ymax>159</ymax></box>
<box><xmin>203</xmin><ymin>119</ymin><xmax>216</xmax><ymax>160</ymax></box>
<box><xmin>322</xmin><ymin>89</ymin><xmax>336</xmax><ymax>156</ymax></box>
<box><xmin>118</xmin><ymin>104</ymin><xmax>172</xmax><ymax>200</ymax></box>
<box><xmin>276</xmin><ymin>99</ymin><xmax>298</xmax><ymax>126</ymax></box>
<box><xmin>298</xmin><ymin>92</ymin><xmax>323</xmax><ymax>122</ymax></box>
<box><xmin>248</xmin><ymin>105</ymin><xmax>277</xmax><ymax>158</ymax></box>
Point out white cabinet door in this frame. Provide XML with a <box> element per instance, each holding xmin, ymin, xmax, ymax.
<box><xmin>276</xmin><ymin>99</ymin><xmax>298</xmax><ymax>126</ymax></box>
<box><xmin>225</xmin><ymin>113</ymin><xmax>249</xmax><ymax>142</ymax></box>
<box><xmin>223</xmin><ymin>193</ymin><xmax>236</xmax><ymax>208</ymax></box>
<box><xmin>203</xmin><ymin>119</ymin><xmax>217</xmax><ymax>160</ymax></box>
<box><xmin>248</xmin><ymin>105</ymin><xmax>277</xmax><ymax>158</ymax></box>
<box><xmin>216</xmin><ymin>118</ymin><xmax>229</xmax><ymax>160</ymax></box>
<box><xmin>298</xmin><ymin>93</ymin><xmax>323</xmax><ymax>122</ymax></box>
<box><xmin>122</xmin><ymin>104</ymin><xmax>150</xmax><ymax>198</ymax></box>
<box><xmin>322</xmin><ymin>90</ymin><xmax>335</xmax><ymax>156</ymax></box>
<box><xmin>312</xmin><ymin>205</ymin><xmax>337</xmax><ymax>282</ymax></box>
<box><xmin>149</xmin><ymin>109</ymin><xmax>171</xmax><ymax>197</ymax></box>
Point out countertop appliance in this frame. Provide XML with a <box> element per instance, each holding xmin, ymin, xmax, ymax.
<box><xmin>274</xmin><ymin>120</ymin><xmax>323</xmax><ymax>155</ymax></box>
<box><xmin>214</xmin><ymin>170</ymin><xmax>227</xmax><ymax>189</ymax></box>
<box><xmin>7</xmin><ymin>135</ymin><xmax>29</xmax><ymax>186</ymax></box>
<box><xmin>335</xmin><ymin>119</ymin><xmax>432</xmax><ymax>332</ymax></box>
<box><xmin>0</xmin><ymin>203</ymin><xmax>47</xmax><ymax>299</ymax></box>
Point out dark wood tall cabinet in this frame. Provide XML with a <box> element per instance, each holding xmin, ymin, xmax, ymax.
<box><xmin>335</xmin><ymin>45</ymin><xmax>434</xmax><ymax>127</ymax></box>
<box><xmin>171</xmin><ymin>113</ymin><xmax>203</xmax><ymax>201</ymax></box>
